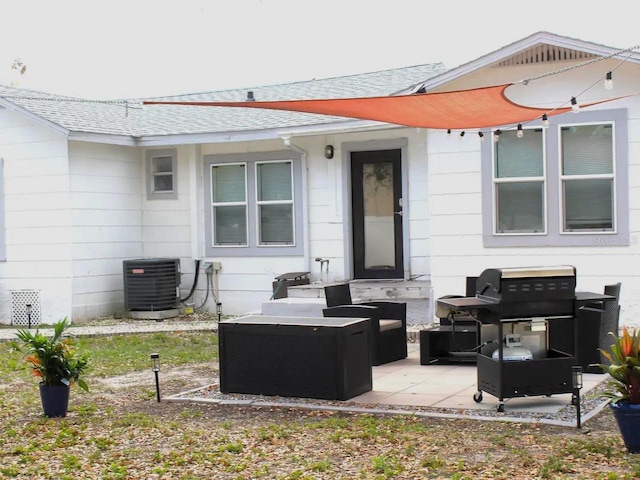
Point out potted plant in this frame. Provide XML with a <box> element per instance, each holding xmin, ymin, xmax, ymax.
<box><xmin>595</xmin><ymin>326</ymin><xmax>640</xmax><ymax>453</ymax></box>
<box><xmin>12</xmin><ymin>318</ymin><xmax>90</xmax><ymax>418</ymax></box>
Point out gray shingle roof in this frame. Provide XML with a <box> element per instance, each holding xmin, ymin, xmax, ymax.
<box><xmin>0</xmin><ymin>63</ymin><xmax>445</xmax><ymax>138</ymax></box>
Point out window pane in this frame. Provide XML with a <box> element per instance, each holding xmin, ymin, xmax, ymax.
<box><xmin>214</xmin><ymin>206</ymin><xmax>247</xmax><ymax>245</ymax></box>
<box><xmin>257</xmin><ymin>162</ymin><xmax>292</xmax><ymax>201</ymax></box>
<box><xmin>564</xmin><ymin>179</ymin><xmax>613</xmax><ymax>231</ymax></box>
<box><xmin>562</xmin><ymin>125</ymin><xmax>613</xmax><ymax>175</ymax></box>
<box><xmin>153</xmin><ymin>174</ymin><xmax>173</xmax><ymax>192</ymax></box>
<box><xmin>212</xmin><ymin>165</ymin><xmax>246</xmax><ymax>202</ymax></box>
<box><xmin>496</xmin><ymin>182</ymin><xmax>544</xmax><ymax>233</ymax></box>
<box><xmin>152</xmin><ymin>156</ymin><xmax>173</xmax><ymax>173</ymax></box>
<box><xmin>259</xmin><ymin>204</ymin><xmax>293</xmax><ymax>244</ymax></box>
<box><xmin>495</xmin><ymin>129</ymin><xmax>543</xmax><ymax>178</ymax></box>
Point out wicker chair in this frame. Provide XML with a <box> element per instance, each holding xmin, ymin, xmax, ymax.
<box><xmin>598</xmin><ymin>282</ymin><xmax>622</xmax><ymax>365</ymax></box>
<box><xmin>322</xmin><ymin>283</ymin><xmax>407</xmax><ymax>366</ymax></box>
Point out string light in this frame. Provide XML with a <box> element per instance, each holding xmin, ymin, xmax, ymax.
<box><xmin>517</xmin><ymin>124</ymin><xmax>524</xmax><ymax>138</ymax></box>
<box><xmin>459</xmin><ymin>131</ymin><xmax>465</xmax><ymax>138</ymax></box>
<box><xmin>478</xmin><ymin>131</ymin><xmax>485</xmax><ymax>142</ymax></box>
<box><xmin>571</xmin><ymin>96</ymin><xmax>580</xmax><ymax>113</ymax></box>
<box><xmin>447</xmin><ymin>128</ymin><xmax>451</xmax><ymax>136</ymax></box>
<box><xmin>542</xmin><ymin>113</ymin><xmax>549</xmax><ymax>128</ymax></box>
<box><xmin>493</xmin><ymin>129</ymin><xmax>501</xmax><ymax>142</ymax></box>
<box><xmin>604</xmin><ymin>71</ymin><xmax>613</xmax><ymax>90</ymax></box>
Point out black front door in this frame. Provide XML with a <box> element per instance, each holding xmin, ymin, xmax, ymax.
<box><xmin>351</xmin><ymin>149</ymin><xmax>404</xmax><ymax>279</ymax></box>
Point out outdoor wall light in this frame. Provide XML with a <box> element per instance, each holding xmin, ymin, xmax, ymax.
<box><xmin>324</xmin><ymin>145</ymin><xmax>334</xmax><ymax>159</ymax></box>
<box><xmin>151</xmin><ymin>353</ymin><xmax>161</xmax><ymax>402</ymax></box>
<box><xmin>572</xmin><ymin>365</ymin><xmax>583</xmax><ymax>428</ymax></box>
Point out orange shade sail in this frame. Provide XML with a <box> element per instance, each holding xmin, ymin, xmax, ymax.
<box><xmin>144</xmin><ymin>83</ymin><xmax>579</xmax><ymax>129</ymax></box>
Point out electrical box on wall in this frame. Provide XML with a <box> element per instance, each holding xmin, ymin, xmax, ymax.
<box><xmin>203</xmin><ymin>261</ymin><xmax>222</xmax><ymax>273</ymax></box>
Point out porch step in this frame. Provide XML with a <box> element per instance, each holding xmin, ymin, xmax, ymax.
<box><xmin>279</xmin><ymin>280</ymin><xmax>434</xmax><ymax>326</ymax></box>
<box><xmin>286</xmin><ymin>280</ymin><xmax>431</xmax><ymax>301</ymax></box>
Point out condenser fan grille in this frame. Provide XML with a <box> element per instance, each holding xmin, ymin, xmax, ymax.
<box><xmin>123</xmin><ymin>258</ymin><xmax>180</xmax><ymax>311</ymax></box>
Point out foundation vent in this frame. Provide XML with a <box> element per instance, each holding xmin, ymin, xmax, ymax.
<box><xmin>11</xmin><ymin>290</ymin><xmax>42</xmax><ymax>326</ymax></box>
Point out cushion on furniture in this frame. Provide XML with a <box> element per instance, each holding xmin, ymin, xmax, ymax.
<box><xmin>379</xmin><ymin>319</ymin><xmax>403</xmax><ymax>332</ymax></box>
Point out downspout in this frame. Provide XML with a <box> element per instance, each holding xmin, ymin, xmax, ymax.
<box><xmin>281</xmin><ymin>136</ymin><xmax>310</xmax><ymax>273</ymax></box>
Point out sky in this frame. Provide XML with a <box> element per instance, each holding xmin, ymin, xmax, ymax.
<box><xmin>1</xmin><ymin>0</ymin><xmax>638</xmax><ymax>100</ymax></box>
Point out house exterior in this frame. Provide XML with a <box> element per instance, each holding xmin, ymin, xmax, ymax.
<box><xmin>0</xmin><ymin>31</ymin><xmax>638</xmax><ymax>326</ymax></box>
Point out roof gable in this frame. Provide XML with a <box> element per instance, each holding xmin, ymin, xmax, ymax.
<box><xmin>413</xmin><ymin>31</ymin><xmax>640</xmax><ymax>93</ymax></box>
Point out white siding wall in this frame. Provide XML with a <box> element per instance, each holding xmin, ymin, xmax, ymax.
<box><xmin>428</xmin><ymin>62</ymin><xmax>640</xmax><ymax>327</ymax></box>
<box><xmin>197</xmin><ymin>141</ymin><xmax>309</xmax><ymax>315</ymax></box>
<box><xmin>192</xmin><ymin>129</ymin><xmax>432</xmax><ymax>316</ymax></box>
<box><xmin>69</xmin><ymin>141</ymin><xmax>142</xmax><ymax>320</ymax></box>
<box><xmin>0</xmin><ymin>110</ymin><xmax>72</xmax><ymax>324</ymax></box>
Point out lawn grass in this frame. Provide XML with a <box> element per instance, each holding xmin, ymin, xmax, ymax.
<box><xmin>2</xmin><ymin>330</ymin><xmax>640</xmax><ymax>479</ymax></box>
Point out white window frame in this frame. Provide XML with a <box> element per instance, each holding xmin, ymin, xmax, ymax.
<box><xmin>255</xmin><ymin>160</ymin><xmax>295</xmax><ymax>247</ymax></box>
<box><xmin>203</xmin><ymin>150</ymin><xmax>304</xmax><ymax>257</ymax></box>
<box><xmin>558</xmin><ymin>122</ymin><xmax>616</xmax><ymax>234</ymax></box>
<box><xmin>210</xmin><ymin>162</ymin><xmax>248</xmax><ymax>247</ymax></box>
<box><xmin>146</xmin><ymin>148</ymin><xmax>177</xmax><ymax>200</ymax></box>
<box><xmin>481</xmin><ymin>108</ymin><xmax>629</xmax><ymax>247</ymax></box>
<box><xmin>492</xmin><ymin>127</ymin><xmax>548</xmax><ymax>236</ymax></box>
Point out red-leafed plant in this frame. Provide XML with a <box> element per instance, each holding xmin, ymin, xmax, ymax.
<box><xmin>12</xmin><ymin>318</ymin><xmax>90</xmax><ymax>391</ymax></box>
<box><xmin>597</xmin><ymin>327</ymin><xmax>640</xmax><ymax>405</ymax></box>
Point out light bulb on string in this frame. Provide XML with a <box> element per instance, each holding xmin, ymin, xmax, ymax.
<box><xmin>604</xmin><ymin>71</ymin><xmax>613</xmax><ymax>90</ymax></box>
<box><xmin>571</xmin><ymin>97</ymin><xmax>580</xmax><ymax>113</ymax></box>
<box><xmin>478</xmin><ymin>131</ymin><xmax>485</xmax><ymax>142</ymax></box>
<box><xmin>459</xmin><ymin>131</ymin><xmax>465</xmax><ymax>139</ymax></box>
<box><xmin>447</xmin><ymin>128</ymin><xmax>451</xmax><ymax>137</ymax></box>
<box><xmin>517</xmin><ymin>124</ymin><xmax>524</xmax><ymax>138</ymax></box>
<box><xmin>542</xmin><ymin>113</ymin><xmax>549</xmax><ymax>128</ymax></box>
<box><xmin>493</xmin><ymin>129</ymin><xmax>501</xmax><ymax>143</ymax></box>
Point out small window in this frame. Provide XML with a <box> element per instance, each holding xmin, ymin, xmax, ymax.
<box><xmin>146</xmin><ymin>149</ymin><xmax>177</xmax><ymax>200</ymax></box>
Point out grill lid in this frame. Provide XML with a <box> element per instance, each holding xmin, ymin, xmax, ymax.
<box><xmin>497</xmin><ymin>265</ymin><xmax>575</xmax><ymax>279</ymax></box>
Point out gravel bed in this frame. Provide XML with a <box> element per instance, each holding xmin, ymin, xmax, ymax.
<box><xmin>169</xmin><ymin>375</ymin><xmax>612</xmax><ymax>428</ymax></box>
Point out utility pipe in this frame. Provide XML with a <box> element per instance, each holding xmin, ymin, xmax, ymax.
<box><xmin>281</xmin><ymin>136</ymin><xmax>310</xmax><ymax>273</ymax></box>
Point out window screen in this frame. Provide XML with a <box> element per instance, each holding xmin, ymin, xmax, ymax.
<box><xmin>211</xmin><ymin>164</ymin><xmax>247</xmax><ymax>245</ymax></box>
<box><xmin>257</xmin><ymin>161</ymin><xmax>293</xmax><ymax>245</ymax></box>
<box><xmin>561</xmin><ymin>124</ymin><xmax>614</xmax><ymax>231</ymax></box>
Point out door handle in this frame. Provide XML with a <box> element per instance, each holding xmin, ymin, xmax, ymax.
<box><xmin>394</xmin><ymin>211</ymin><xmax>403</xmax><ymax>216</ymax></box>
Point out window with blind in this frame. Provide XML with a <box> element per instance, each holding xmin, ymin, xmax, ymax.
<box><xmin>494</xmin><ymin>129</ymin><xmax>545</xmax><ymax>233</ymax></box>
<box><xmin>561</xmin><ymin>124</ymin><xmax>614</xmax><ymax>232</ymax></box>
<box><xmin>211</xmin><ymin>163</ymin><xmax>248</xmax><ymax>245</ymax></box>
<box><xmin>481</xmin><ymin>109</ymin><xmax>628</xmax><ymax>247</ymax></box>
<box><xmin>256</xmin><ymin>161</ymin><xmax>294</xmax><ymax>245</ymax></box>
<box><xmin>203</xmin><ymin>150</ymin><xmax>303</xmax><ymax>256</ymax></box>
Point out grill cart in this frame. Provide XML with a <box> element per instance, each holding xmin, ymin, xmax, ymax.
<box><xmin>437</xmin><ymin>266</ymin><xmax>615</xmax><ymax>412</ymax></box>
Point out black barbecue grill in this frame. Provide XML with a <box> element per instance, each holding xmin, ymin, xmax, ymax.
<box><xmin>437</xmin><ymin>265</ymin><xmax>614</xmax><ymax>413</ymax></box>
<box><xmin>475</xmin><ymin>265</ymin><xmax>577</xmax><ymax>320</ymax></box>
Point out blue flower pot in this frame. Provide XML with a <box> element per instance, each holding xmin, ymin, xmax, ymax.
<box><xmin>39</xmin><ymin>383</ymin><xmax>70</xmax><ymax>418</ymax></box>
<box><xmin>610</xmin><ymin>401</ymin><xmax>640</xmax><ymax>453</ymax></box>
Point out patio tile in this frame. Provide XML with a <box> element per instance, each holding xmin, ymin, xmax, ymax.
<box><xmin>402</xmin><ymin>382</ymin><xmax>471</xmax><ymax>396</ymax></box>
<box><xmin>369</xmin><ymin>392</ymin><xmax>445</xmax><ymax>407</ymax></box>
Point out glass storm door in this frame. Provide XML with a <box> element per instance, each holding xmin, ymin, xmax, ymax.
<box><xmin>351</xmin><ymin>149</ymin><xmax>404</xmax><ymax>279</ymax></box>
